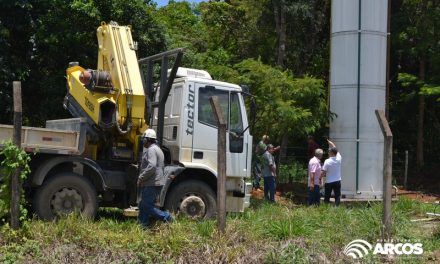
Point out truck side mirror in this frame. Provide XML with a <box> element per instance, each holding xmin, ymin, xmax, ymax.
<box><xmin>236</xmin><ymin>91</ymin><xmax>257</xmax><ymax>138</ymax></box>
<box><xmin>240</xmin><ymin>84</ymin><xmax>250</xmax><ymax>94</ymax></box>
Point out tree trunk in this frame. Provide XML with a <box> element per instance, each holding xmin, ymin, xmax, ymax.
<box><xmin>279</xmin><ymin>133</ymin><xmax>289</xmax><ymax>164</ymax></box>
<box><xmin>274</xmin><ymin>0</ymin><xmax>286</xmax><ymax>68</ymax></box>
<box><xmin>416</xmin><ymin>58</ymin><xmax>425</xmax><ymax>167</ymax></box>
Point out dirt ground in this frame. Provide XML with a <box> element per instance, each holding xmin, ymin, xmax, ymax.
<box><xmin>251</xmin><ymin>188</ymin><xmax>284</xmax><ymax>201</ymax></box>
<box><xmin>395</xmin><ymin>189</ymin><xmax>440</xmax><ymax>203</ymax></box>
<box><xmin>395</xmin><ymin>165</ymin><xmax>440</xmax><ymax>197</ymax></box>
<box><xmin>252</xmin><ymin>186</ymin><xmax>440</xmax><ymax>204</ymax></box>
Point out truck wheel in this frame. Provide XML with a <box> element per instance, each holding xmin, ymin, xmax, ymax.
<box><xmin>34</xmin><ymin>172</ymin><xmax>98</xmax><ymax>221</ymax></box>
<box><xmin>165</xmin><ymin>180</ymin><xmax>216</xmax><ymax>219</ymax></box>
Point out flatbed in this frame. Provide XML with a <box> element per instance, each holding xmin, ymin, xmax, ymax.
<box><xmin>0</xmin><ymin>118</ymin><xmax>86</xmax><ymax>155</ymax></box>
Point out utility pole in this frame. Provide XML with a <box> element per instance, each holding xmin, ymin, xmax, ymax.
<box><xmin>210</xmin><ymin>96</ymin><xmax>227</xmax><ymax>233</ymax></box>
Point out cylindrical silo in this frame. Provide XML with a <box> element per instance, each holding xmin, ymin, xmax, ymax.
<box><xmin>329</xmin><ymin>0</ymin><xmax>388</xmax><ymax>198</ymax></box>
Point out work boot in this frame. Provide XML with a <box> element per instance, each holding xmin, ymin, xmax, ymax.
<box><xmin>164</xmin><ymin>213</ymin><xmax>174</xmax><ymax>223</ymax></box>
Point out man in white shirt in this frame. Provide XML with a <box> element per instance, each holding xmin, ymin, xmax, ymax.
<box><xmin>322</xmin><ymin>139</ymin><xmax>342</xmax><ymax>206</ymax></box>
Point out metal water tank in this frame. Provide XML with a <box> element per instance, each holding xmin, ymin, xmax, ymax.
<box><xmin>330</xmin><ymin>0</ymin><xmax>388</xmax><ymax>198</ymax></box>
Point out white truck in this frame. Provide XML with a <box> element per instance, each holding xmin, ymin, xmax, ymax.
<box><xmin>0</xmin><ymin>23</ymin><xmax>254</xmax><ymax>220</ymax></box>
<box><xmin>153</xmin><ymin>67</ymin><xmax>253</xmax><ymax>217</ymax></box>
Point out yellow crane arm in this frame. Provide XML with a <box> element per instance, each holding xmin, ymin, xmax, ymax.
<box><xmin>65</xmin><ymin>22</ymin><xmax>146</xmax><ymax>145</ymax></box>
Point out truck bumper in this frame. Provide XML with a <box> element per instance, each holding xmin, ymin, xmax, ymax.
<box><xmin>226</xmin><ymin>182</ymin><xmax>252</xmax><ymax>212</ymax></box>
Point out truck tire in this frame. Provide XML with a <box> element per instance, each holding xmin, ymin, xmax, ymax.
<box><xmin>165</xmin><ymin>180</ymin><xmax>216</xmax><ymax>219</ymax></box>
<box><xmin>34</xmin><ymin>172</ymin><xmax>98</xmax><ymax>221</ymax></box>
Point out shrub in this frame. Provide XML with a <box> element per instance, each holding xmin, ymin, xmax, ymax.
<box><xmin>0</xmin><ymin>141</ymin><xmax>31</xmax><ymax>224</ymax></box>
<box><xmin>278</xmin><ymin>161</ymin><xmax>307</xmax><ymax>184</ymax></box>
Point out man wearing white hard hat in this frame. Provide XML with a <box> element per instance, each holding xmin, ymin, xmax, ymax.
<box><xmin>137</xmin><ymin>128</ymin><xmax>173</xmax><ymax>228</ymax></box>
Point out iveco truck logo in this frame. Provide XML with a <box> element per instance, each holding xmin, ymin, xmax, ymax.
<box><xmin>186</xmin><ymin>85</ymin><xmax>195</xmax><ymax>135</ymax></box>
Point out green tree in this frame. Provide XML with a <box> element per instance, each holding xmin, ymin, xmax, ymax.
<box><xmin>0</xmin><ymin>0</ymin><xmax>167</xmax><ymax>126</ymax></box>
<box><xmin>252</xmin><ymin>0</ymin><xmax>330</xmax><ymax>77</ymax></box>
<box><xmin>199</xmin><ymin>1</ymin><xmax>253</xmax><ymax>61</ymax></box>
<box><xmin>156</xmin><ymin>1</ymin><xmax>209</xmax><ymax>68</ymax></box>
<box><xmin>225</xmin><ymin>59</ymin><xmax>328</xmax><ymax>145</ymax></box>
<box><xmin>0</xmin><ymin>0</ymin><xmax>34</xmax><ymax>124</ymax></box>
<box><xmin>392</xmin><ymin>0</ymin><xmax>440</xmax><ymax>167</ymax></box>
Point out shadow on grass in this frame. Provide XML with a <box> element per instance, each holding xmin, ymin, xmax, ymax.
<box><xmin>96</xmin><ymin>207</ymin><xmax>127</xmax><ymax>221</ymax></box>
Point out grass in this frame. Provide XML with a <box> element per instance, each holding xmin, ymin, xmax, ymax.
<box><xmin>0</xmin><ymin>198</ymin><xmax>438</xmax><ymax>263</ymax></box>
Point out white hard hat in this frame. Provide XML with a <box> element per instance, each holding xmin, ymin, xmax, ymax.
<box><xmin>143</xmin><ymin>128</ymin><xmax>157</xmax><ymax>139</ymax></box>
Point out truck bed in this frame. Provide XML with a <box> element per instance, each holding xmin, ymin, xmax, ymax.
<box><xmin>0</xmin><ymin>118</ymin><xmax>86</xmax><ymax>155</ymax></box>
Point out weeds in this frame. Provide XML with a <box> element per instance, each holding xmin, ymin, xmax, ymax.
<box><xmin>0</xmin><ymin>140</ymin><xmax>31</xmax><ymax>225</ymax></box>
<box><xmin>0</xmin><ymin>198</ymin><xmax>438</xmax><ymax>263</ymax></box>
<box><xmin>265</xmin><ymin>243</ymin><xmax>307</xmax><ymax>264</ymax></box>
<box><xmin>195</xmin><ymin>220</ymin><xmax>215</xmax><ymax>238</ymax></box>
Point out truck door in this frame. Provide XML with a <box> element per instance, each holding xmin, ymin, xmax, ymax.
<box><xmin>192</xmin><ymin>84</ymin><xmax>244</xmax><ymax>177</ymax></box>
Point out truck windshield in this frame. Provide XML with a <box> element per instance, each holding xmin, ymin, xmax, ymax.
<box><xmin>198</xmin><ymin>88</ymin><xmax>228</xmax><ymax>128</ymax></box>
<box><xmin>198</xmin><ymin>88</ymin><xmax>243</xmax><ymax>133</ymax></box>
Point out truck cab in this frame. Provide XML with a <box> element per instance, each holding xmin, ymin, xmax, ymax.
<box><xmin>153</xmin><ymin>68</ymin><xmax>253</xmax><ymax>217</ymax></box>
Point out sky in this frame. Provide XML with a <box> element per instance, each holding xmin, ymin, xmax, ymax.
<box><xmin>155</xmin><ymin>0</ymin><xmax>206</xmax><ymax>7</ymax></box>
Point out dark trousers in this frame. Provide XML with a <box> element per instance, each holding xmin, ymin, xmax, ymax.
<box><xmin>324</xmin><ymin>180</ymin><xmax>341</xmax><ymax>206</ymax></box>
<box><xmin>308</xmin><ymin>185</ymin><xmax>321</xmax><ymax>206</ymax></box>
<box><xmin>263</xmin><ymin>176</ymin><xmax>276</xmax><ymax>202</ymax></box>
<box><xmin>138</xmin><ymin>186</ymin><xmax>171</xmax><ymax>228</ymax></box>
<box><xmin>253</xmin><ymin>162</ymin><xmax>262</xmax><ymax>188</ymax></box>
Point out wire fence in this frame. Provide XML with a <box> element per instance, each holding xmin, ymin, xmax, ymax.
<box><xmin>266</xmin><ymin>146</ymin><xmax>413</xmax><ymax>188</ymax></box>
<box><xmin>277</xmin><ymin>146</ymin><xmax>309</xmax><ymax>165</ymax></box>
<box><xmin>392</xmin><ymin>150</ymin><xmax>412</xmax><ymax>189</ymax></box>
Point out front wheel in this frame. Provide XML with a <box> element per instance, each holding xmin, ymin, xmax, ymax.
<box><xmin>34</xmin><ymin>172</ymin><xmax>98</xmax><ymax>221</ymax></box>
<box><xmin>165</xmin><ymin>180</ymin><xmax>216</xmax><ymax>219</ymax></box>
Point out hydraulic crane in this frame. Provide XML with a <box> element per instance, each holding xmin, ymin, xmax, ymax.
<box><xmin>65</xmin><ymin>21</ymin><xmax>147</xmax><ymax>160</ymax></box>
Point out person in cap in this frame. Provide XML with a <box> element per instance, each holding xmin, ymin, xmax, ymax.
<box><xmin>255</xmin><ymin>135</ymin><xmax>280</xmax><ymax>156</ymax></box>
<box><xmin>254</xmin><ymin>135</ymin><xmax>280</xmax><ymax>190</ymax></box>
<box><xmin>321</xmin><ymin>139</ymin><xmax>342</xmax><ymax>206</ymax></box>
<box><xmin>261</xmin><ymin>144</ymin><xmax>277</xmax><ymax>202</ymax></box>
<box><xmin>137</xmin><ymin>128</ymin><xmax>173</xmax><ymax>228</ymax></box>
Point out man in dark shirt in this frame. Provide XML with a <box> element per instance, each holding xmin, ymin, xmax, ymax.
<box><xmin>138</xmin><ymin>129</ymin><xmax>173</xmax><ymax>228</ymax></box>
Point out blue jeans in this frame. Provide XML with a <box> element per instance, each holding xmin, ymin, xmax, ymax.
<box><xmin>308</xmin><ymin>185</ymin><xmax>321</xmax><ymax>206</ymax></box>
<box><xmin>263</xmin><ymin>176</ymin><xmax>276</xmax><ymax>202</ymax></box>
<box><xmin>138</xmin><ymin>186</ymin><xmax>171</xmax><ymax>228</ymax></box>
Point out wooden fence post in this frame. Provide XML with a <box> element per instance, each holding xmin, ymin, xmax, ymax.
<box><xmin>11</xmin><ymin>81</ymin><xmax>22</xmax><ymax>230</ymax></box>
<box><xmin>210</xmin><ymin>96</ymin><xmax>227</xmax><ymax>233</ymax></box>
<box><xmin>375</xmin><ymin>109</ymin><xmax>392</xmax><ymax>239</ymax></box>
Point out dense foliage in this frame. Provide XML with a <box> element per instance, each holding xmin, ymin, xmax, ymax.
<box><xmin>391</xmin><ymin>0</ymin><xmax>440</xmax><ymax>169</ymax></box>
<box><xmin>0</xmin><ymin>141</ymin><xmax>31</xmax><ymax>224</ymax></box>
<box><xmin>0</xmin><ymin>0</ymin><xmax>438</xmax><ymax>169</ymax></box>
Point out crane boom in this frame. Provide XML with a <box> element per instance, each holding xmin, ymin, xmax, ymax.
<box><xmin>65</xmin><ymin>21</ymin><xmax>146</xmax><ymax>146</ymax></box>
